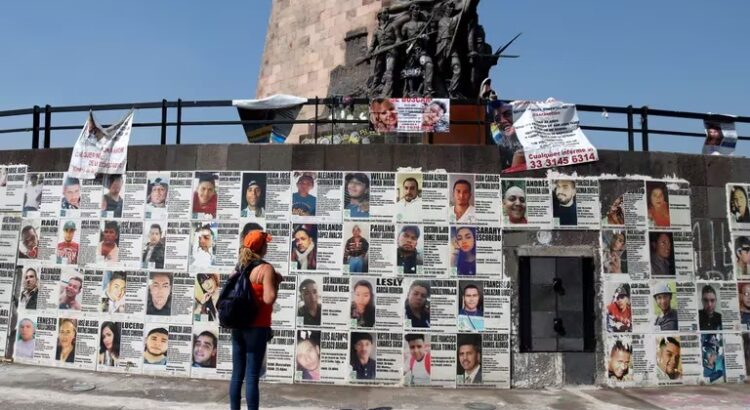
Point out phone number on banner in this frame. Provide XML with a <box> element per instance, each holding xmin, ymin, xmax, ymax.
<box><xmin>527</xmin><ymin>149</ymin><xmax>598</xmax><ymax>170</ymax></box>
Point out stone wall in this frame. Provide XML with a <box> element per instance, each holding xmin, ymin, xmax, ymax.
<box><xmin>0</xmin><ymin>144</ymin><xmax>743</xmax><ymax>386</ymax></box>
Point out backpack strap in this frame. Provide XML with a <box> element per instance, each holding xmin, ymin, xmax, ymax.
<box><xmin>244</xmin><ymin>259</ymin><xmax>270</xmax><ymax>284</ymax></box>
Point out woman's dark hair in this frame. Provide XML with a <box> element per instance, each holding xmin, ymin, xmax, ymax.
<box><xmin>351</xmin><ymin>280</ymin><xmax>376</xmax><ymax>327</ymax></box>
<box><xmin>646</xmin><ymin>182</ymin><xmax>669</xmax><ymax>208</ymax></box>
<box><xmin>99</xmin><ymin>321</ymin><xmax>121</xmax><ymax>356</ymax></box>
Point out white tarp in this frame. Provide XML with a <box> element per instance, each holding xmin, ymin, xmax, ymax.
<box><xmin>68</xmin><ymin>111</ymin><xmax>134</xmax><ymax>179</ymax></box>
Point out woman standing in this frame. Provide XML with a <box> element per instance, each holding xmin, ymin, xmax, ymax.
<box><xmin>229</xmin><ymin>231</ymin><xmax>281</xmax><ymax>410</ymax></box>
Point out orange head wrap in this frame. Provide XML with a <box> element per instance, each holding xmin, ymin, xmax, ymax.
<box><xmin>243</xmin><ymin>231</ymin><xmax>272</xmax><ymax>253</ymax></box>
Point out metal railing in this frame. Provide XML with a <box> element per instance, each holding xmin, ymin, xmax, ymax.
<box><xmin>0</xmin><ymin>98</ymin><xmax>748</xmax><ymax>150</ymax></box>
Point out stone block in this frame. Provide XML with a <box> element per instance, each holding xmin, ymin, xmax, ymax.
<box><xmin>577</xmin><ymin>149</ymin><xmax>619</xmax><ymax>177</ymax></box>
<box><xmin>419</xmin><ymin>145</ymin><xmax>461</xmax><ymax>172</ymax></box>
<box><xmin>460</xmin><ymin>145</ymin><xmax>500</xmax><ymax>174</ymax></box>
<box><xmin>133</xmin><ymin>146</ymin><xmax>167</xmax><ymax>171</ymax></box>
<box><xmin>648</xmin><ymin>152</ymin><xmax>678</xmax><ymax>179</ymax></box>
<box><xmin>226</xmin><ymin>144</ymin><xmax>261</xmax><ymax>171</ymax></box>
<box><xmin>196</xmin><ymin>145</ymin><xmax>229</xmax><ymax>171</ymax></box>
<box><xmin>259</xmin><ymin>145</ymin><xmax>293</xmax><ymax>170</ymax></box>
<box><xmin>358</xmin><ymin>144</ymin><xmax>393</xmax><ymax>171</ymax></box>
<box><xmin>689</xmin><ymin>186</ymin><xmax>709</xmax><ymax>221</ymax></box>
<box><xmin>164</xmin><ymin>145</ymin><xmax>198</xmax><ymax>171</ymax></box>
<box><xmin>291</xmin><ymin>145</ymin><xmax>325</xmax><ymax>170</ymax></box>
<box><xmin>705</xmin><ymin>156</ymin><xmax>732</xmax><ymax>187</ymax></box>
<box><xmin>618</xmin><ymin>150</ymin><xmax>650</xmax><ymax>177</ymax></box>
<box><xmin>392</xmin><ymin>145</ymin><xmax>422</xmax><ymax>169</ymax></box>
<box><xmin>53</xmin><ymin>148</ymin><xmax>74</xmax><ymax>171</ymax></box>
<box><xmin>706</xmin><ymin>186</ymin><xmax>728</xmax><ymax>219</ymax></box>
<box><xmin>28</xmin><ymin>149</ymin><xmax>59</xmax><ymax>173</ymax></box>
<box><xmin>676</xmin><ymin>153</ymin><xmax>706</xmax><ymax>186</ymax></box>
<box><xmin>324</xmin><ymin>145</ymin><xmax>359</xmax><ymax>171</ymax></box>
<box><xmin>562</xmin><ymin>353</ymin><xmax>596</xmax><ymax>385</ymax></box>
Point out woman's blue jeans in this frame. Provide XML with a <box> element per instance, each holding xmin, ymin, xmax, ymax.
<box><xmin>230</xmin><ymin>327</ymin><xmax>270</xmax><ymax>410</ymax></box>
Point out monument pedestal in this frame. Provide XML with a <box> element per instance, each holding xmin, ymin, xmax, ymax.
<box><xmin>432</xmin><ymin>104</ymin><xmax>488</xmax><ymax>145</ymax></box>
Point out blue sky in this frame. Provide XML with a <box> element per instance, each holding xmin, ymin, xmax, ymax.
<box><xmin>1</xmin><ymin>0</ymin><xmax>748</xmax><ymax>154</ymax></box>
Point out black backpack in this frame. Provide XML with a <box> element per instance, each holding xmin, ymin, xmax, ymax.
<box><xmin>217</xmin><ymin>259</ymin><xmax>266</xmax><ymax>329</ymax></box>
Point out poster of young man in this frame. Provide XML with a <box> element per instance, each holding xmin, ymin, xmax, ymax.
<box><xmin>100</xmin><ymin>174</ymin><xmax>124</xmax><ymax>219</ymax></box>
<box><xmin>99</xmin><ymin>270</ymin><xmax>148</xmax><ymax>320</ymax></box>
<box><xmin>213</xmin><ymin>171</ymin><xmax>242</xmax><ymax>220</ymax></box>
<box><xmin>263</xmin><ymin>172</ymin><xmax>292</xmax><ymax>222</ymax></box>
<box><xmin>239</xmin><ymin>172</ymin><xmax>267</xmax><ymax>221</ymax></box>
<box><xmin>403</xmin><ymin>333</ymin><xmax>431</xmax><ymax>386</ymax></box>
<box><xmin>727</xmin><ymin>184</ymin><xmax>750</xmax><ymax>232</ymax></box>
<box><xmin>0</xmin><ymin>214</ymin><xmax>21</xmax><ymax>264</ymax></box>
<box><xmin>421</xmin><ymin>172</ymin><xmax>449</xmax><ymax>226</ymax></box>
<box><xmin>57</xmin><ymin>269</ymin><xmax>84</xmax><ymax>312</ymax></box>
<box><xmin>604</xmin><ymin>334</ymin><xmax>655</xmax><ymax>387</ymax></box>
<box><xmin>697</xmin><ymin>282</ymin><xmax>741</xmax><ymax>332</ymax></box>
<box><xmin>264</xmin><ymin>329</ymin><xmax>296</xmax><ymax>383</ymax></box>
<box><xmin>159</xmin><ymin>324</ymin><xmax>193</xmax><ymax>378</ymax></box>
<box><xmin>17</xmin><ymin>263</ymin><xmax>41</xmax><ymax>312</ymax></box>
<box><xmin>653</xmin><ymin>334</ymin><xmax>702</xmax><ymax>386</ymax></box>
<box><xmin>54</xmin><ymin>220</ymin><xmax>80</xmax><ymax>266</ymax></box>
<box><xmin>17</xmin><ymin>219</ymin><xmax>40</xmax><ymax>261</ymax></box>
<box><xmin>343</xmin><ymin>172</ymin><xmax>372</xmax><ymax>221</ymax></box>
<box><xmin>141</xmin><ymin>324</ymin><xmax>170</xmax><ymax>375</ymax></box>
<box><xmin>143</xmin><ymin>172</ymin><xmax>170</xmax><ymax>220</ymax></box>
<box><xmin>290</xmin><ymin>224</ymin><xmax>318</xmax><ymax>274</ymax></box>
<box><xmin>58</xmin><ymin>175</ymin><xmax>83</xmax><ymax>219</ymax></box>
<box><xmin>501</xmin><ymin>179</ymin><xmax>551</xmax><ymax>228</ymax></box>
<box><xmin>263</xmin><ymin>222</ymin><xmax>290</xmax><ymax>275</ymax></box>
<box><xmin>358</xmin><ymin>223</ymin><xmax>395</xmax><ymax>275</ymax></box>
<box><xmin>395</xmin><ymin>224</ymin><xmax>424</xmax><ymax>275</ymax></box>
<box><xmin>150</xmin><ymin>271</ymin><xmax>192</xmax><ymax>324</ymax></box>
<box><xmin>94</xmin><ymin>220</ymin><xmax>121</xmax><ymax>266</ymax></box>
<box><xmin>189</xmin><ymin>222</ymin><xmax>218</xmax><ymax>270</ymax></box>
<box><xmin>166</xmin><ymin>171</ymin><xmax>194</xmax><ymax>221</ymax></box>
<box><xmin>140</xmin><ymin>222</ymin><xmax>166</xmax><ymax>270</ymax></box>
<box><xmin>348</xmin><ymin>332</ymin><xmax>377</xmax><ymax>383</ymax></box>
<box><xmin>428</xmin><ymin>333</ymin><xmax>457</xmax><ymax>387</ymax></box>
<box><xmin>447</xmin><ymin>175</ymin><xmax>476</xmax><ymax>225</ymax></box>
<box><xmin>481</xmin><ymin>280</ymin><xmax>512</xmax><ymax>333</ymax></box>
<box><xmin>22</xmin><ymin>173</ymin><xmax>44</xmax><ymax>218</ymax></box>
<box><xmin>191</xmin><ymin>172</ymin><xmax>219</xmax><ymax>219</ymax></box>
<box><xmin>365</xmin><ymin>172</ymin><xmax>397</xmax><ymax>223</ymax></box>
<box><xmin>428</xmin><ymin>280</ymin><xmax>457</xmax><ymax>333</ymax></box>
<box><xmin>619</xmin><ymin>282</ymin><xmax>652</xmax><ymax>334</ymax></box>
<box><xmin>395</xmin><ymin>173</ymin><xmax>423</xmax><ymax>224</ymax></box>
<box><xmin>457</xmin><ymin>281</ymin><xmax>485</xmax><ymax>332</ymax></box>
<box><xmin>190</xmin><ymin>323</ymin><xmax>230</xmax><ymax>380</ymax></box>
<box><xmin>550</xmin><ymin>178</ymin><xmax>600</xmax><ymax>229</ymax></box>
<box><xmin>292</xmin><ymin>172</ymin><xmax>319</xmax><ymax>221</ymax></box>
<box><xmin>121</xmin><ymin>171</ymin><xmax>147</xmax><ymax>220</ymax></box>
<box><xmin>403</xmin><ymin>279</ymin><xmax>431</xmax><ymax>330</ymax></box>
<box><xmin>295</xmin><ymin>275</ymin><xmax>348</xmax><ymax>329</ymax></box>
<box><xmin>342</xmin><ymin>222</ymin><xmax>370</xmax><ymax>275</ymax></box>
<box><xmin>0</xmin><ymin>164</ymin><xmax>27</xmax><ymax>212</ymax></box>
<box><xmin>601</xmin><ymin>229</ymin><xmax>650</xmax><ymax>280</ymax></box>
<box><xmin>472</xmin><ymin>174</ymin><xmax>502</xmax><ymax>227</ymax></box>
<box><xmin>733</xmin><ymin>235</ymin><xmax>750</xmax><ymax>280</ymax></box>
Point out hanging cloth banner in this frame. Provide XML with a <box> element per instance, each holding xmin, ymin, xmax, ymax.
<box><xmin>501</xmin><ymin>99</ymin><xmax>598</xmax><ymax>173</ymax></box>
<box><xmin>68</xmin><ymin>110</ymin><xmax>134</xmax><ymax>179</ymax></box>
<box><xmin>702</xmin><ymin>118</ymin><xmax>737</xmax><ymax>156</ymax></box>
<box><xmin>233</xmin><ymin>94</ymin><xmax>307</xmax><ymax>143</ymax></box>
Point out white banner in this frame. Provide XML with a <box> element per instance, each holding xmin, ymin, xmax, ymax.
<box><xmin>68</xmin><ymin>110</ymin><xmax>134</xmax><ymax>179</ymax></box>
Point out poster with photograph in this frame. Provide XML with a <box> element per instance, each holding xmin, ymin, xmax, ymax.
<box><xmin>604</xmin><ymin>334</ymin><xmax>655</xmax><ymax>387</ymax></box>
<box><xmin>290</xmin><ymin>224</ymin><xmax>321</xmax><ymax>274</ymax></box>
<box><xmin>54</xmin><ymin>219</ymin><xmax>81</xmax><ymax>266</ymax></box>
<box><xmin>721</xmin><ymin>333</ymin><xmax>747</xmax><ymax>383</ymax></box>
<box><xmin>141</xmin><ymin>323</ymin><xmax>171</xmax><ymax>375</ymax></box>
<box><xmin>98</xmin><ymin>270</ymin><xmax>148</xmax><ymax>320</ymax></box>
<box><xmin>0</xmin><ymin>214</ymin><xmax>20</xmax><ymax>264</ymax></box>
<box><xmin>350</xmin><ymin>223</ymin><xmax>394</xmax><ymax>275</ymax></box>
<box><xmin>653</xmin><ymin>334</ymin><xmax>702</xmax><ymax>386</ymax></box>
<box><xmin>600</xmin><ymin>179</ymin><xmax>647</xmax><ymax>229</ymax></box>
<box><xmin>290</xmin><ymin>172</ymin><xmax>343</xmax><ymax>224</ymax></box>
<box><xmin>189</xmin><ymin>221</ymin><xmax>219</xmax><ymax>271</ymax></box>
<box><xmin>428</xmin><ymin>333</ymin><xmax>457</xmax><ymax>387</ymax></box>
<box><xmin>141</xmin><ymin>221</ymin><xmax>167</xmax><ymax>270</ymax></box>
<box><xmin>728</xmin><ymin>184</ymin><xmax>750</xmax><ymax>232</ymax></box>
<box><xmin>94</xmin><ymin>220</ymin><xmax>122</xmax><ymax>266</ymax></box>
<box><xmin>403</xmin><ymin>333</ymin><xmax>431</xmax><ymax>386</ymax></box>
<box><xmin>650</xmin><ymin>280</ymin><xmax>698</xmax><ymax>333</ymax></box>
<box><xmin>295</xmin><ymin>275</ymin><xmax>348</xmax><ymax>329</ymax></box>
<box><xmin>645</xmin><ymin>181</ymin><xmax>691</xmax><ymax>231</ymax></box>
<box><xmin>369</xmin><ymin>98</ymin><xmax>450</xmax><ymax>133</ymax></box>
<box><xmin>264</xmin><ymin>328</ymin><xmax>295</xmax><ymax>383</ymax></box>
<box><xmin>166</xmin><ymin>171</ymin><xmax>194</xmax><ymax>221</ymax></box>
<box><xmin>447</xmin><ymin>175</ymin><xmax>477</xmax><ymax>225</ymax></box>
<box><xmin>465</xmin><ymin>227</ymin><xmax>503</xmax><ymax>278</ymax></box>
<box><xmin>22</xmin><ymin>172</ymin><xmax>46</xmax><ymax>218</ymax></box>
<box><xmin>0</xmin><ymin>164</ymin><xmax>27</xmax><ymax>212</ymax></box>
<box><xmin>500</xmin><ymin>179</ymin><xmax>551</xmax><ymax>228</ymax></box>
<box><xmin>294</xmin><ymin>329</ymin><xmax>349</xmax><ymax>384</ymax></box>
<box><xmin>17</xmin><ymin>219</ymin><xmax>40</xmax><ymax>261</ymax></box>
<box><xmin>472</xmin><ymin>174</ymin><xmax>502</xmax><ymax>227</ymax></box>
<box><xmin>58</xmin><ymin>174</ymin><xmax>83</xmax><ymax>219</ymax></box>
<box><xmin>57</xmin><ymin>268</ymin><xmax>85</xmax><ymax>312</ymax></box>
<box><xmin>403</xmin><ymin>279</ymin><xmax>431</xmax><ymax>331</ymax></box>
<box><xmin>191</xmin><ymin>172</ymin><xmax>220</xmax><ymax>220</ymax></box>
<box><xmin>77</xmin><ymin>177</ymin><xmax>104</xmax><ymax>219</ymax></box>
<box><xmin>367</xmin><ymin>172</ymin><xmax>397</xmax><ymax>223</ymax></box>
<box><xmin>455</xmin><ymin>334</ymin><xmax>489</xmax><ymax>387</ymax></box>
<box><xmin>696</xmin><ymin>282</ymin><xmax>741</xmax><ymax>332</ymax></box>
<box><xmin>190</xmin><ymin>323</ymin><xmax>229</xmax><ymax>380</ymax></box>
<box><xmin>702</xmin><ymin>120</ymin><xmax>738</xmax><ymax>156</ymax></box>
<box><xmin>471</xmin><ymin>280</ymin><xmax>511</xmax><ymax>333</ymax></box>
<box><xmin>601</xmin><ymin>229</ymin><xmax>650</xmax><ymax>280</ymax></box>
<box><xmin>239</xmin><ymin>172</ymin><xmax>268</xmax><ymax>221</ymax></box>
<box><xmin>264</xmin><ymin>172</ymin><xmax>292</xmax><ymax>222</ymax></box>
<box><xmin>99</xmin><ymin>321</ymin><xmax>145</xmax><ymax>374</ymax></box>
<box><xmin>550</xmin><ymin>178</ymin><xmax>600</xmax><ymax>229</ymax></box>
<box><xmin>732</xmin><ymin>234</ymin><xmax>750</xmax><ymax>280</ymax></box>
<box><xmin>395</xmin><ymin>225</ymin><xmax>424</xmax><ymax>276</ymax></box>
<box><xmin>263</xmin><ymin>222</ymin><xmax>290</xmax><ymax>275</ymax></box>
<box><xmin>270</xmin><ymin>275</ymin><xmax>297</xmax><ymax>329</ymax></box>
<box><xmin>144</xmin><ymin>172</ymin><xmax>170</xmax><ymax>220</ymax></box>
<box><xmin>739</xmin><ymin>282</ymin><xmax>750</xmax><ymax>331</ymax></box>
<box><xmin>290</xmin><ymin>173</ymin><xmax>318</xmax><ymax>220</ymax></box>
<box><xmin>17</xmin><ymin>263</ymin><xmax>41</xmax><ymax>312</ymax></box>
<box><xmin>343</xmin><ymin>172</ymin><xmax>372</xmax><ymax>221</ymax></box>
<box><xmin>12</xmin><ymin>314</ymin><xmax>39</xmax><ymax>362</ymax></box>
<box><xmin>395</xmin><ymin>173</ymin><xmax>423</xmax><ymax>224</ymax></box>
<box><xmin>348</xmin><ymin>332</ymin><xmax>378</xmax><ymax>383</ymax></box>
<box><xmin>422</xmin><ymin>226</ymin><xmax>450</xmax><ymax>277</ymax></box>
<box><xmin>100</xmin><ymin>174</ymin><xmax>124</xmax><ymax>219</ymax></box>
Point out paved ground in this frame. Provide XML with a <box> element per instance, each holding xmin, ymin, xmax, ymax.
<box><xmin>0</xmin><ymin>362</ymin><xmax>748</xmax><ymax>410</ymax></box>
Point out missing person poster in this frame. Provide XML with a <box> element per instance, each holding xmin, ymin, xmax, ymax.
<box><xmin>271</xmin><ymin>275</ymin><xmax>297</xmax><ymax>329</ymax></box>
<box><xmin>604</xmin><ymin>334</ymin><xmax>655</xmax><ymax>387</ymax></box>
<box><xmin>728</xmin><ymin>184</ymin><xmax>750</xmax><ymax>232</ymax></box>
<box><xmin>189</xmin><ymin>222</ymin><xmax>219</xmax><ymax>271</ymax></box>
<box><xmin>296</xmin><ymin>276</ymin><xmax>349</xmax><ymax>329</ymax></box>
<box><xmin>58</xmin><ymin>173</ymin><xmax>85</xmax><ymax>219</ymax></box>
<box><xmin>100</xmin><ymin>321</ymin><xmax>145</xmax><ymax>374</ymax></box>
<box><xmin>191</xmin><ymin>172</ymin><xmax>220</xmax><ymax>220</ymax></box>
<box><xmin>373</xmin><ymin>277</ymin><xmax>404</xmax><ymax>330</ymax></box>
<box><xmin>396</xmin><ymin>224</ymin><xmax>424</xmax><ymax>275</ymax></box>
<box><xmin>501</xmin><ymin>179</ymin><xmax>551</xmax><ymax>228</ymax></box>
<box><xmin>350</xmin><ymin>223</ymin><xmax>394</xmax><ymax>275</ymax></box>
<box><xmin>650</xmin><ymin>280</ymin><xmax>692</xmax><ymax>333</ymax></box>
<box><xmin>290</xmin><ymin>224</ymin><xmax>342</xmax><ymax>274</ymax></box>
<box><xmin>77</xmin><ymin>219</ymin><xmax>102</xmax><ymax>267</ymax></box>
<box><xmin>551</xmin><ymin>178</ymin><xmax>600</xmax><ymax>229</ymax></box>
<box><xmin>98</xmin><ymin>270</ymin><xmax>148</xmax><ymax>320</ymax></box>
<box><xmin>0</xmin><ymin>215</ymin><xmax>20</xmax><ymax>263</ymax></box>
<box><xmin>291</xmin><ymin>172</ymin><xmax>343</xmax><ymax>224</ymax></box>
<box><xmin>264</xmin><ymin>222</ymin><xmax>290</xmax><ymax>275</ymax></box>
<box><xmin>146</xmin><ymin>272</ymin><xmax>193</xmax><ymax>324</ymax></box>
<box><xmin>645</xmin><ymin>180</ymin><xmax>691</xmax><ymax>231</ymax></box>
<box><xmin>140</xmin><ymin>324</ymin><xmax>171</xmax><ymax>376</ymax></box>
<box><xmin>214</xmin><ymin>172</ymin><xmax>242</xmax><ymax>220</ymax></box>
<box><xmin>365</xmin><ymin>172</ymin><xmax>397</xmax><ymax>223</ymax></box>
<box><xmin>192</xmin><ymin>272</ymin><xmax>227</xmax><ymax>324</ymax></box>
<box><xmin>422</xmin><ymin>173</ymin><xmax>449</xmax><ymax>225</ymax></box>
<box><xmin>77</xmin><ymin>177</ymin><xmax>104</xmax><ymax>219</ymax></box>
<box><xmin>447</xmin><ymin>174</ymin><xmax>477</xmax><ymax>225</ymax></box>
<box><xmin>122</xmin><ymin>172</ymin><xmax>147</xmax><ymax>220</ymax></box>
<box><xmin>343</xmin><ymin>172</ymin><xmax>373</xmax><ymax>221</ymax></box>
<box><xmin>263</xmin><ymin>172</ymin><xmax>292</xmax><ymax>222</ymax></box>
<box><xmin>403</xmin><ymin>333</ymin><xmax>431</xmax><ymax>386</ymax></box>
<box><xmin>101</xmin><ymin>174</ymin><xmax>124</xmax><ymax>219</ymax></box>
<box><xmin>68</xmin><ymin>318</ymin><xmax>99</xmax><ymax>370</ymax></box>
<box><xmin>403</xmin><ymin>279</ymin><xmax>431</xmax><ymax>331</ymax></box>
<box><xmin>34</xmin><ymin>267</ymin><xmax>62</xmax><ymax>314</ymax></box>
<box><xmin>472</xmin><ymin>227</ymin><xmax>503</xmax><ymax>278</ymax></box>
<box><xmin>422</xmin><ymin>226</ymin><xmax>450</xmax><ymax>277</ymax></box>
<box><xmin>0</xmin><ymin>164</ymin><xmax>27</xmax><ymax>212</ymax></box>
<box><xmin>601</xmin><ymin>229</ymin><xmax>649</xmax><ymax>281</ymax></box>
<box><xmin>465</xmin><ymin>280</ymin><xmax>511</xmax><ymax>333</ymax></box>
<box><xmin>190</xmin><ymin>323</ymin><xmax>229</xmax><ymax>380</ymax></box>
<box><xmin>36</xmin><ymin>218</ymin><xmax>60</xmax><ymax>265</ymax></box>
<box><xmin>429</xmin><ymin>280</ymin><xmax>458</xmax><ymax>333</ymax></box>
<box><xmin>22</xmin><ymin>172</ymin><xmax>46</xmax><ymax>218</ymax></box>
<box><xmin>369</xmin><ymin>98</ymin><xmax>450</xmax><ymax>133</ymax></box>
<box><xmin>510</xmin><ymin>100</ymin><xmax>598</xmax><ymax>172</ymax></box>
<box><xmin>395</xmin><ymin>172</ymin><xmax>423</xmax><ymax>224</ymax></box>
<box><xmin>294</xmin><ymin>329</ymin><xmax>349</xmax><ymax>384</ymax></box>
<box><xmin>696</xmin><ymin>282</ymin><xmax>741</xmax><ymax>332</ymax></box>
<box><xmin>30</xmin><ymin>315</ymin><xmax>58</xmax><ymax>366</ymax></box>
<box><xmin>372</xmin><ymin>332</ymin><xmax>404</xmax><ymax>385</ymax></box>
<box><xmin>166</xmin><ymin>171</ymin><xmax>194</xmax><ymax>221</ymax></box>
<box><xmin>347</xmin><ymin>332</ymin><xmax>378</xmax><ymax>384</ymax></box>
<box><xmin>473</xmin><ymin>174</ymin><xmax>502</xmax><ymax>227</ymax></box>
<box><xmin>653</xmin><ymin>334</ymin><xmax>702</xmax><ymax>386</ymax></box>
<box><xmin>144</xmin><ymin>172</ymin><xmax>171</xmax><ymax>220</ymax></box>
<box><xmin>702</xmin><ymin>120</ymin><xmax>738</xmax><ymax>156</ymax></box>
<box><xmin>428</xmin><ymin>333</ymin><xmax>457</xmax><ymax>387</ymax></box>
<box><xmin>721</xmin><ymin>333</ymin><xmax>747</xmax><ymax>383</ymax></box>
<box><xmin>600</xmin><ymin>179</ymin><xmax>647</xmax><ymax>229</ymax></box>
<box><xmin>265</xmin><ymin>328</ymin><xmax>296</xmax><ymax>383</ymax></box>
<box><xmin>155</xmin><ymin>324</ymin><xmax>190</xmax><ymax>377</ymax></box>
<box><xmin>732</xmin><ymin>234</ymin><xmax>750</xmax><ymax>280</ymax></box>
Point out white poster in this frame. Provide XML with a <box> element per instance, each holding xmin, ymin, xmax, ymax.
<box><xmin>0</xmin><ymin>164</ymin><xmax>28</xmax><ymax>212</ymax></box>
<box><xmin>68</xmin><ymin>110</ymin><xmax>134</xmax><ymax>179</ymax></box>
